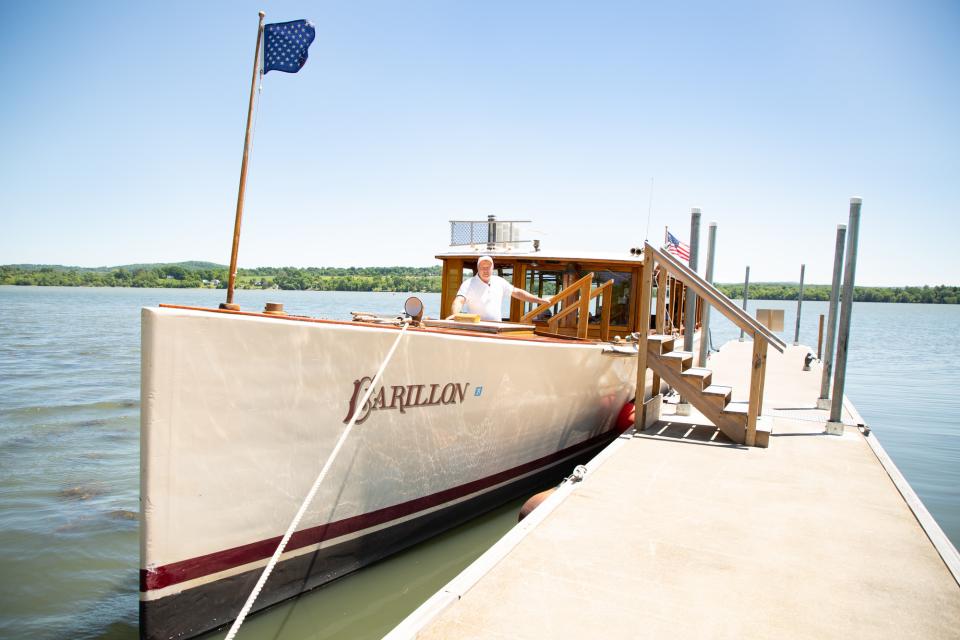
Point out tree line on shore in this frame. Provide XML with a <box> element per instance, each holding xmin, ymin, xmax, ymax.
<box><xmin>2</xmin><ymin>263</ymin><xmax>958</xmax><ymax>303</ymax></box>
<box><xmin>0</xmin><ymin>263</ymin><xmax>441</xmax><ymax>292</ymax></box>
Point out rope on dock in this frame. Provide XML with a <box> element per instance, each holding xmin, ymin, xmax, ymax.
<box><xmin>224</xmin><ymin>320</ymin><xmax>411</xmax><ymax>640</ymax></box>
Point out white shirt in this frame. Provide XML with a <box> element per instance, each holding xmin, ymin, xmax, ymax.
<box><xmin>456</xmin><ymin>274</ymin><xmax>515</xmax><ymax>321</ymax></box>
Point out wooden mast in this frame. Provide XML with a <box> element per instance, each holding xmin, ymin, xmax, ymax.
<box><xmin>221</xmin><ymin>11</ymin><xmax>266</xmax><ymax>310</ymax></box>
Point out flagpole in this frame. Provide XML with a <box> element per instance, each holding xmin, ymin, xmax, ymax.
<box><xmin>221</xmin><ymin>11</ymin><xmax>266</xmax><ymax>310</ymax></box>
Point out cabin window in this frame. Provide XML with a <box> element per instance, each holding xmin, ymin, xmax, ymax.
<box><xmin>497</xmin><ymin>265</ymin><xmax>514</xmax><ymax>319</ymax></box>
<box><xmin>580</xmin><ymin>270</ymin><xmax>632</xmax><ymax>326</ymax></box>
<box><xmin>523</xmin><ymin>268</ymin><xmax>563</xmax><ymax>319</ymax></box>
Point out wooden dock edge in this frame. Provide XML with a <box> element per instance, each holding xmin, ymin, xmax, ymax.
<box><xmin>844</xmin><ymin>394</ymin><xmax>960</xmax><ymax>586</ymax></box>
<box><xmin>383</xmin><ymin>431</ymin><xmax>637</xmax><ymax>640</ymax></box>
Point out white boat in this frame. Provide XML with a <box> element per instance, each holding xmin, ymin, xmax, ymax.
<box><xmin>138</xmin><ymin>220</ymin><xmax>701</xmax><ymax>639</ymax></box>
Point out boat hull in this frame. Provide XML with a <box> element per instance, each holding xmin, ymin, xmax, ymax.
<box><xmin>139</xmin><ymin>306</ymin><xmax>638</xmax><ymax>639</ymax></box>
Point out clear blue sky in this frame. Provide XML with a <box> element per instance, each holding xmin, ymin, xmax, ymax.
<box><xmin>1</xmin><ymin>1</ymin><xmax>957</xmax><ymax>285</ymax></box>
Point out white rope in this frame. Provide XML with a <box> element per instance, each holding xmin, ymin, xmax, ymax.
<box><xmin>224</xmin><ymin>321</ymin><xmax>411</xmax><ymax>640</ymax></box>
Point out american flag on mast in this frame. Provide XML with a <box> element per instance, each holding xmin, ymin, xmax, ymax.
<box><xmin>664</xmin><ymin>229</ymin><xmax>691</xmax><ymax>262</ymax></box>
<box><xmin>263</xmin><ymin>20</ymin><xmax>316</xmax><ymax>74</ymax></box>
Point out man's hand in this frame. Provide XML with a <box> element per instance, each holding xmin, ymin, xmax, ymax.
<box><xmin>448</xmin><ymin>295</ymin><xmax>465</xmax><ymax>319</ymax></box>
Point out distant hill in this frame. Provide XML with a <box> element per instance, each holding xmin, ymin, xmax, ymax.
<box><xmin>3</xmin><ymin>261</ymin><xmax>226</xmax><ymax>273</ymax></box>
<box><xmin>114</xmin><ymin>261</ymin><xmax>227</xmax><ymax>272</ymax></box>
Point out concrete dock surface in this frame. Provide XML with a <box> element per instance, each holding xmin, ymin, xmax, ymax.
<box><xmin>390</xmin><ymin>341</ymin><xmax>960</xmax><ymax>639</ymax></box>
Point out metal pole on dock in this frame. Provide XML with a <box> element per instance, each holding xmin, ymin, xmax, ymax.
<box><xmin>817</xmin><ymin>224</ymin><xmax>847</xmax><ymax>408</ymax></box>
<box><xmin>739</xmin><ymin>266</ymin><xmax>750</xmax><ymax>341</ymax></box>
<box><xmin>827</xmin><ymin>199</ymin><xmax>861</xmax><ymax>431</ymax></box>
<box><xmin>683</xmin><ymin>208</ymin><xmax>701</xmax><ymax>353</ymax></box>
<box><xmin>817</xmin><ymin>314</ymin><xmax>825</xmax><ymax>359</ymax></box>
<box><xmin>793</xmin><ymin>264</ymin><xmax>805</xmax><ymax>346</ymax></box>
<box><xmin>698</xmin><ymin>222</ymin><xmax>717</xmax><ymax>367</ymax></box>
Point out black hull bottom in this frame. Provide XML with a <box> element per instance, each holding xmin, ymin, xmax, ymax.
<box><xmin>139</xmin><ymin>439</ymin><xmax>610</xmax><ymax>640</ymax></box>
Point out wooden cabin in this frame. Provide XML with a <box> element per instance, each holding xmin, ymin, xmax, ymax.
<box><xmin>435</xmin><ymin>248</ymin><xmax>703</xmax><ymax>341</ymax></box>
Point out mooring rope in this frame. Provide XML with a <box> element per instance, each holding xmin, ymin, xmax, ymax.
<box><xmin>224</xmin><ymin>320</ymin><xmax>411</xmax><ymax>640</ymax></box>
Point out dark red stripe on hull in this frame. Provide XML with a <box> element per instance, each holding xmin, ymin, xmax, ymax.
<box><xmin>140</xmin><ymin>434</ymin><xmax>614</xmax><ymax>640</ymax></box>
<box><xmin>141</xmin><ymin>429</ymin><xmax>616</xmax><ymax>592</ymax></box>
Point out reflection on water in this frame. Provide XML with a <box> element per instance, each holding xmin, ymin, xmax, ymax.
<box><xmin>0</xmin><ymin>287</ymin><xmax>957</xmax><ymax>639</ymax></box>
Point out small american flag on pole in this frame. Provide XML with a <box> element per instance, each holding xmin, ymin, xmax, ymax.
<box><xmin>664</xmin><ymin>230</ymin><xmax>691</xmax><ymax>262</ymax></box>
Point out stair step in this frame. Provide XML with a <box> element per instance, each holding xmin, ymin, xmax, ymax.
<box><xmin>647</xmin><ymin>334</ymin><xmax>675</xmax><ymax>355</ymax></box>
<box><xmin>719</xmin><ymin>404</ymin><xmax>771</xmax><ymax>447</ymax></box>
<box><xmin>722</xmin><ymin>403</ymin><xmax>749</xmax><ymax>423</ymax></box>
<box><xmin>702</xmin><ymin>384</ymin><xmax>732</xmax><ymax>410</ymax></box>
<box><xmin>755</xmin><ymin>422</ymin><xmax>772</xmax><ymax>448</ymax></box>
<box><xmin>681</xmin><ymin>367</ymin><xmax>712</xmax><ymax>390</ymax></box>
<box><xmin>660</xmin><ymin>350</ymin><xmax>693</xmax><ymax>372</ymax></box>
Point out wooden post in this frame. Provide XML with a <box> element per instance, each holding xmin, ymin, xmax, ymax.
<box><xmin>222</xmin><ymin>11</ymin><xmax>266</xmax><ymax>310</ymax></box>
<box><xmin>599</xmin><ymin>284</ymin><xmax>611</xmax><ymax>342</ymax></box>
<box><xmin>817</xmin><ymin>314</ymin><xmax>825</xmax><ymax>359</ymax></box>
<box><xmin>747</xmin><ymin>332</ymin><xmax>768</xmax><ymax>446</ymax></box>
<box><xmin>655</xmin><ymin>267</ymin><xmax>667</xmax><ymax>334</ymax></box>
<box><xmin>577</xmin><ymin>278</ymin><xmax>590</xmax><ymax>339</ymax></box>
<box><xmin>635</xmin><ymin>255</ymin><xmax>654</xmax><ymax>427</ymax></box>
<box><xmin>652</xmin><ymin>265</ymin><xmax>667</xmax><ymax>396</ymax></box>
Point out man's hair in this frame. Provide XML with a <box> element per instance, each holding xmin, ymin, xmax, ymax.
<box><xmin>477</xmin><ymin>255</ymin><xmax>494</xmax><ymax>266</ymax></box>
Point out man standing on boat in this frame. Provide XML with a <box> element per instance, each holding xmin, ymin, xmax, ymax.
<box><xmin>447</xmin><ymin>256</ymin><xmax>552</xmax><ymax>321</ymax></box>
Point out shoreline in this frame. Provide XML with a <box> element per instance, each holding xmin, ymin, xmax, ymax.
<box><xmin>2</xmin><ymin>283</ymin><xmax>958</xmax><ymax>304</ymax></box>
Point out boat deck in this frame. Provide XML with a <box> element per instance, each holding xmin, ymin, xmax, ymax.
<box><xmin>389</xmin><ymin>340</ymin><xmax>960</xmax><ymax>639</ymax></box>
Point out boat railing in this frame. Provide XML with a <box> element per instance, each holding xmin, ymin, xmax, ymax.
<box><xmin>520</xmin><ymin>273</ymin><xmax>614</xmax><ymax>340</ymax></box>
<box><xmin>449</xmin><ymin>218</ymin><xmax>533</xmax><ymax>250</ymax></box>
<box><xmin>641</xmin><ymin>242</ymin><xmax>787</xmax><ymax>446</ymax></box>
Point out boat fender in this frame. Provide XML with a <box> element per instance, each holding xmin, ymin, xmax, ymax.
<box><xmin>615</xmin><ymin>401</ymin><xmax>635</xmax><ymax>433</ymax></box>
<box><xmin>518</xmin><ymin>488</ymin><xmax>556</xmax><ymax>522</ymax></box>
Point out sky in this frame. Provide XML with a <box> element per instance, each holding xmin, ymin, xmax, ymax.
<box><xmin>0</xmin><ymin>1</ymin><xmax>957</xmax><ymax>286</ymax></box>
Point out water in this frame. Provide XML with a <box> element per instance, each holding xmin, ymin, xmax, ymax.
<box><xmin>0</xmin><ymin>287</ymin><xmax>958</xmax><ymax>639</ymax></box>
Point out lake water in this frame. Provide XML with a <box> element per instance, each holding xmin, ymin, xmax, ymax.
<box><xmin>0</xmin><ymin>287</ymin><xmax>957</xmax><ymax>639</ymax></box>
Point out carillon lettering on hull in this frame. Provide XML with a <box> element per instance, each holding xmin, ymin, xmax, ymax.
<box><xmin>343</xmin><ymin>378</ymin><xmax>472</xmax><ymax>424</ymax></box>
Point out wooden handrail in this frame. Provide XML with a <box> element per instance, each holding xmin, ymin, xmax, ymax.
<box><xmin>644</xmin><ymin>242</ymin><xmax>787</xmax><ymax>353</ymax></box>
<box><xmin>593</xmin><ymin>279</ymin><xmax>613</xmax><ymax>341</ymax></box>
<box><xmin>520</xmin><ymin>273</ymin><xmax>614</xmax><ymax>340</ymax></box>
<box><xmin>520</xmin><ymin>272</ymin><xmax>593</xmax><ymax>323</ymax></box>
<box><xmin>547</xmin><ymin>280</ymin><xmax>593</xmax><ymax>338</ymax></box>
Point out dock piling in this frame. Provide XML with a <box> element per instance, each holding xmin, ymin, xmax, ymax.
<box><xmin>818</xmin><ymin>224</ymin><xmax>847</xmax><ymax>409</ymax></box>
<box><xmin>682</xmin><ymin>208</ymin><xmax>701</xmax><ymax>353</ymax></box>
<box><xmin>698</xmin><ymin>222</ymin><xmax>717</xmax><ymax>367</ymax></box>
<box><xmin>793</xmin><ymin>264</ymin><xmax>805</xmax><ymax>346</ymax></box>
<box><xmin>827</xmin><ymin>199</ymin><xmax>861</xmax><ymax>432</ymax></box>
<box><xmin>817</xmin><ymin>314</ymin><xmax>824</xmax><ymax>360</ymax></box>
<box><xmin>738</xmin><ymin>266</ymin><xmax>750</xmax><ymax>341</ymax></box>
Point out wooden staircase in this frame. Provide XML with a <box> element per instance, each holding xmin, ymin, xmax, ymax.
<box><xmin>636</xmin><ymin>242</ymin><xmax>786</xmax><ymax>447</ymax></box>
<box><xmin>646</xmin><ymin>335</ymin><xmax>770</xmax><ymax>447</ymax></box>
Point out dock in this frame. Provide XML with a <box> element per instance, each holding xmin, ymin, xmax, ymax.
<box><xmin>388</xmin><ymin>341</ymin><xmax>960</xmax><ymax>639</ymax></box>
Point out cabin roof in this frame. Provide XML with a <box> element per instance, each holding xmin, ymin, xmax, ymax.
<box><xmin>435</xmin><ymin>249</ymin><xmax>645</xmax><ymax>267</ymax></box>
